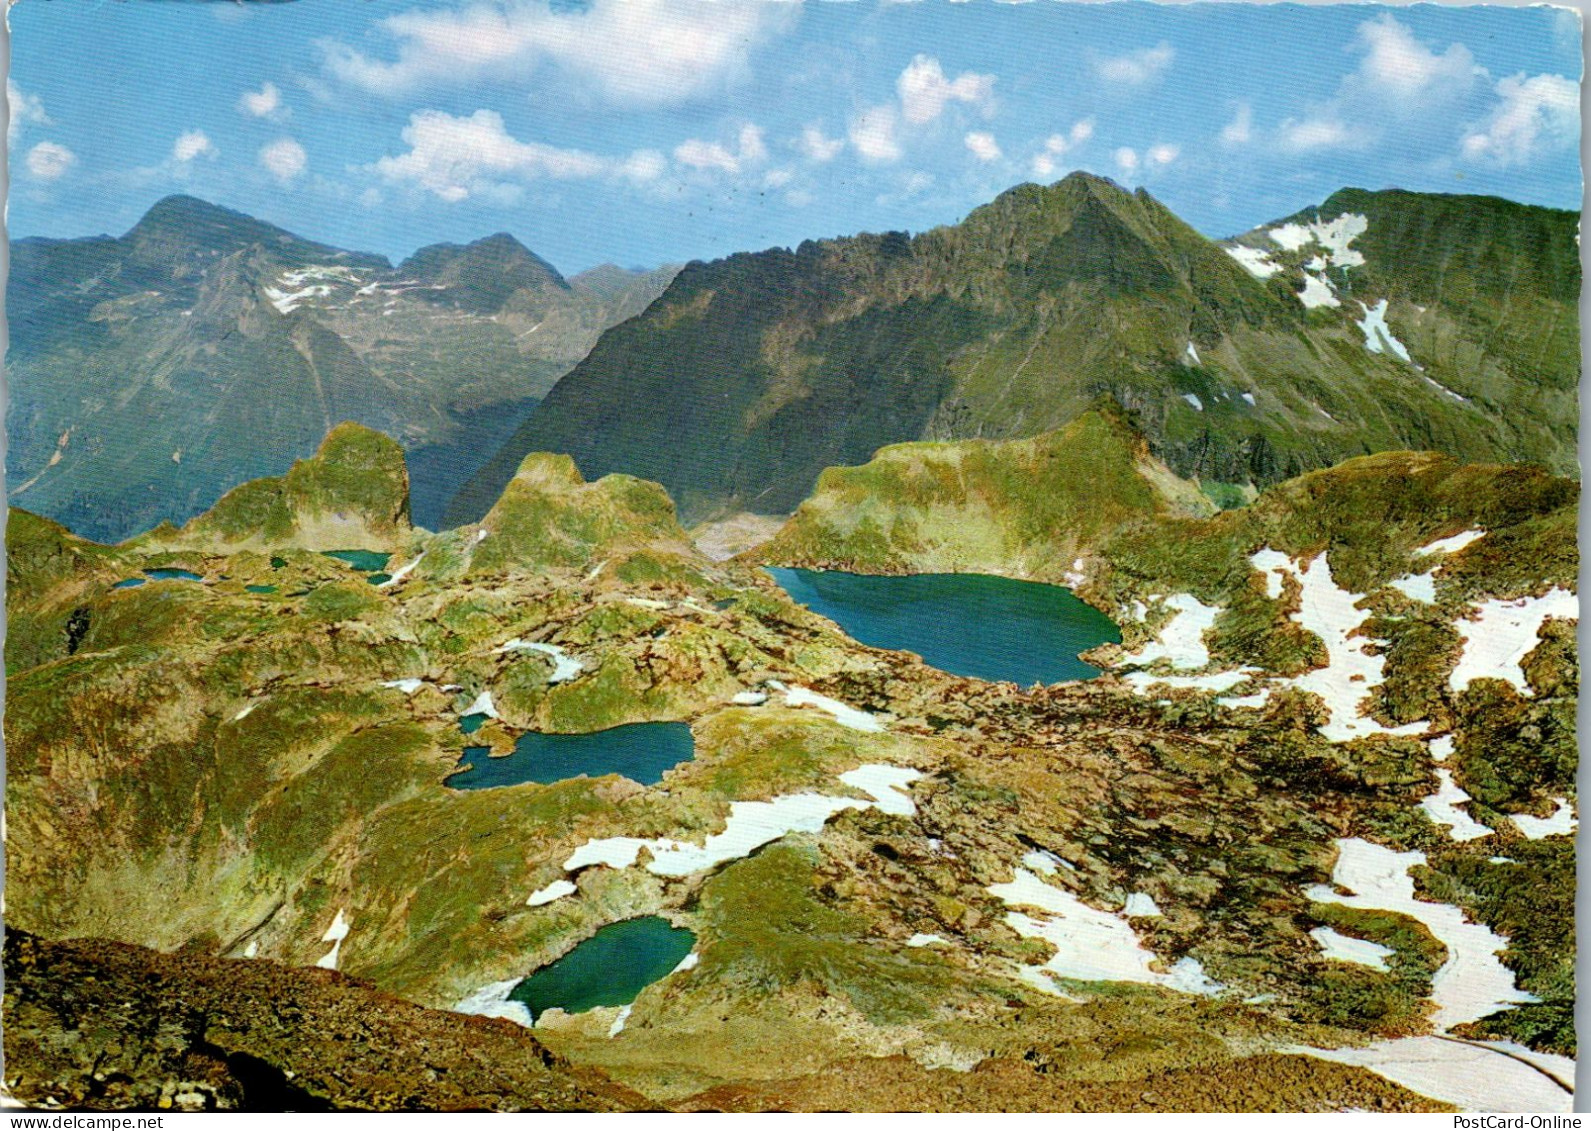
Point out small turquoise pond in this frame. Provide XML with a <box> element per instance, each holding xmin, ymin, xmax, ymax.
<box><xmin>508</xmin><ymin>917</ymin><xmax>695</xmax><ymax>1021</ymax></box>
<box><xmin>117</xmin><ymin>568</ymin><xmax>205</xmax><ymax>587</ymax></box>
<box><xmin>246</xmin><ymin>584</ymin><xmax>277</xmax><ymax>594</ymax></box>
<box><xmin>766</xmin><ymin>567</ymin><xmax>1121</xmax><ymax>684</ymax></box>
<box><xmin>366</xmin><ymin>573</ymin><xmax>393</xmax><ymax>586</ymax></box>
<box><xmin>145</xmin><ymin>568</ymin><xmax>204</xmax><ymax>582</ymax></box>
<box><xmin>445</xmin><ymin>722</ymin><xmax>694</xmax><ymax>790</ymax></box>
<box><xmin>322</xmin><ymin>550</ymin><xmax>391</xmax><ymax>572</ymax></box>
<box><xmin>459</xmin><ymin>713</ymin><xmax>489</xmax><ymax>735</ymax></box>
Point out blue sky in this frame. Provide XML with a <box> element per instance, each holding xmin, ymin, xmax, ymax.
<box><xmin>8</xmin><ymin>1</ymin><xmax>1581</xmax><ymax>273</ymax></box>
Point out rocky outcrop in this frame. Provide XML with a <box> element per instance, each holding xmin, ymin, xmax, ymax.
<box><xmin>2</xmin><ymin>929</ymin><xmax>651</xmax><ymax>1112</ymax></box>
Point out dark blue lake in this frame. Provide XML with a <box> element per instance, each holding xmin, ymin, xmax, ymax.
<box><xmin>322</xmin><ymin>550</ymin><xmax>391</xmax><ymax>572</ymax></box>
<box><xmin>765</xmin><ymin>568</ymin><xmax>1121</xmax><ymax>684</ymax></box>
<box><xmin>118</xmin><ymin>568</ymin><xmax>204</xmax><ymax>587</ymax></box>
<box><xmin>446</xmin><ymin>722</ymin><xmax>694</xmax><ymax>789</ymax></box>
<box><xmin>508</xmin><ymin>917</ymin><xmax>695</xmax><ymax>1021</ymax></box>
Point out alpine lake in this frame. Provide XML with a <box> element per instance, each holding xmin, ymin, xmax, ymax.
<box><xmin>764</xmin><ymin>567</ymin><xmax>1121</xmax><ymax>683</ymax></box>
<box><xmin>508</xmin><ymin>917</ymin><xmax>695</xmax><ymax>1023</ymax></box>
<box><xmin>447</xmin><ymin>722</ymin><xmax>695</xmax><ymax>790</ymax></box>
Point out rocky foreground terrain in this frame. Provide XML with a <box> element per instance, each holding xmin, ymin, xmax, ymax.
<box><xmin>4</xmin><ymin>415</ymin><xmax>1576</xmax><ymax>1111</ymax></box>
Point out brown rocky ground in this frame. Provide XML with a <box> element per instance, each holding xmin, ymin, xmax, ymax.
<box><xmin>1</xmin><ymin>930</ymin><xmax>651</xmax><ymax>1112</ymax></box>
<box><xmin>683</xmin><ymin>1053</ymin><xmax>1451</xmax><ymax>1113</ymax></box>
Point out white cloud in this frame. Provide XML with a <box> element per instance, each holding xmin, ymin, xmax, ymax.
<box><xmin>1279</xmin><ymin>117</ymin><xmax>1353</xmax><ymax>152</ymax></box>
<box><xmin>1114</xmin><ymin>147</ymin><xmax>1139</xmax><ymax>174</ymax></box>
<box><xmin>8</xmin><ymin>80</ymin><xmax>51</xmax><ymax>144</ymax></box>
<box><xmin>1275</xmin><ymin>16</ymin><xmax>1486</xmax><ymax>154</ymax></box>
<box><xmin>1460</xmin><ymin>72</ymin><xmax>1578</xmax><ymax>166</ymax></box>
<box><xmin>672</xmin><ymin>140</ymin><xmax>736</xmax><ymax>174</ymax></box>
<box><xmin>673</xmin><ymin>123</ymin><xmax>766</xmax><ymax>176</ymax></box>
<box><xmin>897</xmin><ymin>54</ymin><xmax>995</xmax><ymax>125</ymax></box>
<box><xmin>370</xmin><ymin>108</ymin><xmax>661</xmax><ymax>201</ymax></box>
<box><xmin>1220</xmin><ymin>103</ymin><xmax>1252</xmax><ymax>146</ymax></box>
<box><xmin>797</xmin><ymin>125</ymin><xmax>844</xmax><ymax>163</ymax></box>
<box><xmin>319</xmin><ymin>0</ymin><xmax>789</xmax><ymax>108</ymax></box>
<box><xmin>1146</xmin><ymin>143</ymin><xmax>1179</xmax><ymax>167</ymax></box>
<box><xmin>1030</xmin><ymin>118</ymin><xmax>1093</xmax><ymax>177</ymax></box>
<box><xmin>1354</xmin><ymin>14</ymin><xmax>1481</xmax><ymax>101</ymax></box>
<box><xmin>238</xmin><ymin>81</ymin><xmax>286</xmax><ymax>119</ymax></box>
<box><xmin>173</xmin><ymin>130</ymin><xmax>217</xmax><ymax>163</ymax></box>
<box><xmin>849</xmin><ymin>105</ymin><xmax>902</xmax><ymax>163</ymax></box>
<box><xmin>1094</xmin><ymin>43</ymin><xmax>1174</xmax><ymax>86</ymax></box>
<box><xmin>26</xmin><ymin>140</ymin><xmax>76</xmax><ymax>180</ymax></box>
<box><xmin>618</xmin><ymin>149</ymin><xmax>667</xmax><ymax>183</ymax></box>
<box><xmin>259</xmin><ymin>137</ymin><xmax>308</xmax><ymax>183</ymax></box>
<box><xmin>964</xmin><ymin>131</ymin><xmax>1001</xmax><ymax>162</ymax></box>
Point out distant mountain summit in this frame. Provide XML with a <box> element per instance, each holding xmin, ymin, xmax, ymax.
<box><xmin>447</xmin><ymin>173</ymin><xmax>1578</xmax><ymax>527</ymax></box>
<box><xmin>6</xmin><ymin>196</ymin><xmax>678</xmax><ymax>540</ymax></box>
<box><xmin>399</xmin><ymin>232</ymin><xmax>570</xmax><ymax>313</ymax></box>
<box><xmin>122</xmin><ymin>194</ymin><xmax>391</xmax><ymax>276</ymax></box>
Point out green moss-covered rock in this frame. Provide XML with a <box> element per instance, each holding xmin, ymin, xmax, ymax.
<box><xmin>140</xmin><ymin>422</ymin><xmax>411</xmax><ymax>553</ymax></box>
<box><xmin>757</xmin><ymin>408</ymin><xmax>1213</xmax><ymax>583</ymax></box>
<box><xmin>469</xmin><ymin>453</ymin><xmax>692</xmax><ymax>576</ymax></box>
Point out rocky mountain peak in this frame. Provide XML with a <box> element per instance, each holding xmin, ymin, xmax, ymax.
<box><xmin>123</xmin><ymin>194</ymin><xmax>390</xmax><ymax>277</ymax></box>
<box><xmin>399</xmin><ymin>232</ymin><xmax>569</xmax><ymax>312</ymax></box>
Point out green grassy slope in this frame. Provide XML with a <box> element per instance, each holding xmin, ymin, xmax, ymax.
<box><xmin>756</xmin><ymin>407</ymin><xmax>1213</xmax><ymax>581</ymax></box>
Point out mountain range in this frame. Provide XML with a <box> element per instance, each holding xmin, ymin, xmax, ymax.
<box><xmin>7</xmin><ymin>177</ymin><xmax>1579</xmax><ymax>546</ymax></box>
<box><xmin>6</xmin><ymin>195</ymin><xmax>676</xmax><ymax>539</ymax></box>
<box><xmin>448</xmin><ymin>174</ymin><xmax>1578</xmax><ymax>527</ymax></box>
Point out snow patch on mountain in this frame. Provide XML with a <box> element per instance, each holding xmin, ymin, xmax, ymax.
<box><xmin>1509</xmin><ymin>799</ymin><xmax>1577</xmax><ymax>839</ymax></box>
<box><xmin>1419</xmin><ymin>769</ymin><xmax>1493</xmax><ymax>842</ymax></box>
<box><xmin>1298</xmin><ymin>273</ymin><xmax>1339</xmax><ymax>309</ymax></box>
<box><xmin>1305</xmin><ymin>838</ymin><xmax>1535</xmax><ymax>1030</ymax></box>
<box><xmin>988</xmin><ymin>867</ymin><xmax>1219</xmax><ymax>996</ymax></box>
<box><xmin>1358</xmin><ymin>299</ymin><xmax>1412</xmax><ymax>362</ymax></box>
<box><xmin>1310</xmin><ymin>926</ymin><xmax>1394</xmax><ymax>971</ymax></box>
<box><xmin>1451</xmin><ymin>589</ymin><xmax>1578</xmax><ymax>693</ymax></box>
<box><xmin>1225</xmin><ymin>246</ymin><xmax>1280</xmax><ymax>278</ymax></box>
<box><xmin>562</xmin><ymin>765</ymin><xmax>921</xmax><ymax>879</ymax></box>
<box><xmin>1118</xmin><ymin>594</ymin><xmax>1218</xmax><ymax>670</ymax></box>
